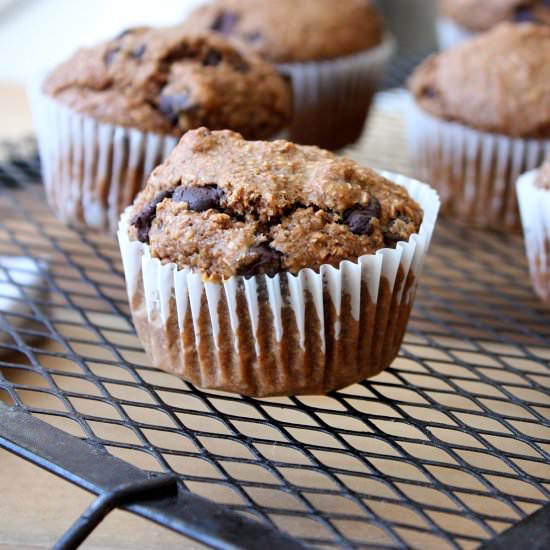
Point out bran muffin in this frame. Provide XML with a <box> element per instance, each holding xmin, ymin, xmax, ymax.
<box><xmin>118</xmin><ymin>128</ymin><xmax>440</xmax><ymax>396</ymax></box>
<box><xmin>183</xmin><ymin>0</ymin><xmax>395</xmax><ymax>149</ymax></box>
<box><xmin>34</xmin><ymin>27</ymin><xmax>291</xmax><ymax>232</ymax></box>
<box><xmin>408</xmin><ymin>23</ymin><xmax>550</xmax><ymax>230</ymax></box>
<box><xmin>517</xmin><ymin>163</ymin><xmax>550</xmax><ymax>304</ymax></box>
<box><xmin>437</xmin><ymin>0</ymin><xmax>550</xmax><ymax>48</ymax></box>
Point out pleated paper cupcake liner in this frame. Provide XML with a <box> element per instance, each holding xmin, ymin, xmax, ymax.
<box><xmin>517</xmin><ymin>169</ymin><xmax>550</xmax><ymax>304</ymax></box>
<box><xmin>436</xmin><ymin>17</ymin><xmax>476</xmax><ymax>50</ymax></box>
<box><xmin>30</xmin><ymin>88</ymin><xmax>288</xmax><ymax>234</ymax></box>
<box><xmin>407</xmin><ymin>99</ymin><xmax>550</xmax><ymax>231</ymax></box>
<box><xmin>279</xmin><ymin>34</ymin><xmax>395</xmax><ymax>150</ymax></box>
<box><xmin>30</xmin><ymin>88</ymin><xmax>180</xmax><ymax>233</ymax></box>
<box><xmin>117</xmin><ymin>172</ymin><xmax>440</xmax><ymax>397</ymax></box>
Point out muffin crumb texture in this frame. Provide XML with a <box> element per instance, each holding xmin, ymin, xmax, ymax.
<box><xmin>409</xmin><ymin>23</ymin><xmax>550</xmax><ymax>138</ymax></box>
<box><xmin>440</xmin><ymin>0</ymin><xmax>550</xmax><ymax>32</ymax></box>
<box><xmin>129</xmin><ymin>128</ymin><xmax>423</xmax><ymax>281</ymax></box>
<box><xmin>43</xmin><ymin>28</ymin><xmax>291</xmax><ymax>139</ymax></box>
<box><xmin>182</xmin><ymin>0</ymin><xmax>384</xmax><ymax>62</ymax></box>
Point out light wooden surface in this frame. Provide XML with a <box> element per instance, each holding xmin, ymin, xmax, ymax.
<box><xmin>0</xmin><ymin>82</ymin><xmax>34</xmax><ymax>139</ymax></box>
<box><xmin>0</xmin><ymin>82</ymin><xmax>202</xmax><ymax>550</ymax></box>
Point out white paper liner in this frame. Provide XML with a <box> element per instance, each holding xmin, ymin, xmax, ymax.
<box><xmin>407</xmin><ymin>98</ymin><xmax>550</xmax><ymax>230</ymax></box>
<box><xmin>278</xmin><ymin>34</ymin><xmax>395</xmax><ymax>150</ymax></box>
<box><xmin>516</xmin><ymin>169</ymin><xmax>550</xmax><ymax>304</ymax></box>
<box><xmin>29</xmin><ymin>87</ymin><xmax>288</xmax><ymax>234</ymax></box>
<box><xmin>29</xmin><ymin>87</ymin><xmax>180</xmax><ymax>233</ymax></box>
<box><xmin>117</xmin><ymin>172</ymin><xmax>440</xmax><ymax>397</ymax></box>
<box><xmin>436</xmin><ymin>17</ymin><xmax>476</xmax><ymax>50</ymax></box>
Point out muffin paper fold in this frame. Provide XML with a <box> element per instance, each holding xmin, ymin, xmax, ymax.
<box><xmin>30</xmin><ymin>88</ymin><xmax>180</xmax><ymax>233</ymax></box>
<box><xmin>279</xmin><ymin>34</ymin><xmax>395</xmax><ymax>150</ymax></box>
<box><xmin>407</xmin><ymin>99</ymin><xmax>550</xmax><ymax>231</ymax></box>
<box><xmin>517</xmin><ymin>169</ymin><xmax>550</xmax><ymax>304</ymax></box>
<box><xmin>118</xmin><ymin>172</ymin><xmax>440</xmax><ymax>397</ymax></box>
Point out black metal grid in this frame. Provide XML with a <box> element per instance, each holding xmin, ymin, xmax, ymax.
<box><xmin>1</xmin><ymin>98</ymin><xmax>550</xmax><ymax>549</ymax></box>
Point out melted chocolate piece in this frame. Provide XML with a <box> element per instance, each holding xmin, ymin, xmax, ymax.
<box><xmin>211</xmin><ymin>10</ymin><xmax>240</xmax><ymax>36</ymax></box>
<box><xmin>131</xmin><ymin>189</ymin><xmax>173</xmax><ymax>243</ymax></box>
<box><xmin>104</xmin><ymin>47</ymin><xmax>120</xmax><ymax>66</ymax></box>
<box><xmin>422</xmin><ymin>86</ymin><xmax>437</xmax><ymax>99</ymax></box>
<box><xmin>383</xmin><ymin>216</ymin><xmax>410</xmax><ymax>248</ymax></box>
<box><xmin>173</xmin><ymin>184</ymin><xmax>225</xmax><ymax>212</ymax></box>
<box><xmin>131</xmin><ymin>44</ymin><xmax>146</xmax><ymax>60</ymax></box>
<box><xmin>343</xmin><ymin>197</ymin><xmax>381</xmax><ymax>236</ymax></box>
<box><xmin>239</xmin><ymin>243</ymin><xmax>284</xmax><ymax>278</ymax></box>
<box><xmin>514</xmin><ymin>5</ymin><xmax>537</xmax><ymax>22</ymax></box>
<box><xmin>158</xmin><ymin>93</ymin><xmax>195</xmax><ymax>125</ymax></box>
<box><xmin>242</xmin><ymin>31</ymin><xmax>263</xmax><ymax>43</ymax></box>
<box><xmin>203</xmin><ymin>49</ymin><xmax>223</xmax><ymax>67</ymax></box>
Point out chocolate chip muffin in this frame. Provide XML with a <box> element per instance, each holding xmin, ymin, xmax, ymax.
<box><xmin>35</xmin><ymin>27</ymin><xmax>291</xmax><ymax>233</ymax></box>
<box><xmin>183</xmin><ymin>0</ymin><xmax>384</xmax><ymax>63</ymax></box>
<box><xmin>183</xmin><ymin>0</ymin><xmax>394</xmax><ymax>149</ymax></box>
<box><xmin>119</xmin><ymin>128</ymin><xmax>440</xmax><ymax>396</ymax></box>
<box><xmin>438</xmin><ymin>0</ymin><xmax>550</xmax><ymax>48</ymax></box>
<box><xmin>517</xmin><ymin>162</ymin><xmax>550</xmax><ymax>304</ymax></box>
<box><xmin>441</xmin><ymin>0</ymin><xmax>550</xmax><ymax>33</ymax></box>
<box><xmin>44</xmin><ymin>27</ymin><xmax>290</xmax><ymax>139</ymax></box>
<box><xmin>408</xmin><ymin>23</ymin><xmax>550</xmax><ymax>229</ymax></box>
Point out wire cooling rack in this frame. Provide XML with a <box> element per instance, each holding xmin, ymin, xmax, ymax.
<box><xmin>1</xmin><ymin>93</ymin><xmax>550</xmax><ymax>550</ymax></box>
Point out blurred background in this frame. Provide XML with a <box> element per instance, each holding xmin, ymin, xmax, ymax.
<box><xmin>0</xmin><ymin>0</ymin><xmax>437</xmax><ymax>83</ymax></box>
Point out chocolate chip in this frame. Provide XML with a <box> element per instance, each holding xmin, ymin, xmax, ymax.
<box><xmin>243</xmin><ymin>31</ymin><xmax>262</xmax><ymax>43</ymax></box>
<box><xmin>158</xmin><ymin>93</ymin><xmax>195</xmax><ymax>125</ymax></box>
<box><xmin>234</xmin><ymin>60</ymin><xmax>250</xmax><ymax>73</ymax></box>
<box><xmin>211</xmin><ymin>10</ymin><xmax>240</xmax><ymax>36</ymax></box>
<box><xmin>131</xmin><ymin>189</ymin><xmax>173</xmax><ymax>243</ymax></box>
<box><xmin>343</xmin><ymin>198</ymin><xmax>381</xmax><ymax>236</ymax></box>
<box><xmin>104</xmin><ymin>47</ymin><xmax>120</xmax><ymax>66</ymax></box>
<box><xmin>514</xmin><ymin>5</ymin><xmax>537</xmax><ymax>22</ymax></box>
<box><xmin>383</xmin><ymin>216</ymin><xmax>410</xmax><ymax>248</ymax></box>
<box><xmin>131</xmin><ymin>44</ymin><xmax>146</xmax><ymax>60</ymax></box>
<box><xmin>422</xmin><ymin>86</ymin><xmax>437</xmax><ymax>99</ymax></box>
<box><xmin>238</xmin><ymin>244</ymin><xmax>284</xmax><ymax>278</ymax></box>
<box><xmin>173</xmin><ymin>184</ymin><xmax>224</xmax><ymax>212</ymax></box>
<box><xmin>203</xmin><ymin>49</ymin><xmax>223</xmax><ymax>67</ymax></box>
<box><xmin>383</xmin><ymin>232</ymin><xmax>401</xmax><ymax>247</ymax></box>
<box><xmin>115</xmin><ymin>28</ymin><xmax>133</xmax><ymax>40</ymax></box>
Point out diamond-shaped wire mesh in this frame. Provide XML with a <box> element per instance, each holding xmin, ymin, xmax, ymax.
<box><xmin>1</xmin><ymin>94</ymin><xmax>549</xmax><ymax>550</ymax></box>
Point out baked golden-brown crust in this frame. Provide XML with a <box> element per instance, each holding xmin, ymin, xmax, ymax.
<box><xmin>43</xmin><ymin>28</ymin><xmax>291</xmax><ymax>139</ymax></box>
<box><xmin>440</xmin><ymin>0</ymin><xmax>550</xmax><ymax>32</ymax></box>
<box><xmin>536</xmin><ymin>162</ymin><xmax>550</xmax><ymax>189</ymax></box>
<box><xmin>409</xmin><ymin>23</ymin><xmax>550</xmax><ymax>138</ymax></box>
<box><xmin>128</xmin><ymin>128</ymin><xmax>422</xmax><ymax>281</ymax></box>
<box><xmin>182</xmin><ymin>0</ymin><xmax>384</xmax><ymax>63</ymax></box>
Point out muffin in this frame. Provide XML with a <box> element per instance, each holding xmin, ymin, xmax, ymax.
<box><xmin>408</xmin><ymin>23</ymin><xmax>550</xmax><ymax>230</ymax></box>
<box><xmin>437</xmin><ymin>0</ymin><xmax>550</xmax><ymax>49</ymax></box>
<box><xmin>517</xmin><ymin>163</ymin><xmax>550</xmax><ymax>304</ymax></box>
<box><xmin>118</xmin><ymin>128</ymin><xmax>440</xmax><ymax>397</ymax></box>
<box><xmin>32</xmin><ymin>27</ymin><xmax>291</xmax><ymax>232</ymax></box>
<box><xmin>182</xmin><ymin>0</ymin><xmax>395</xmax><ymax>150</ymax></box>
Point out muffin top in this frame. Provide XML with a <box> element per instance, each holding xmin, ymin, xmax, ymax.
<box><xmin>43</xmin><ymin>27</ymin><xmax>291</xmax><ymax>139</ymax></box>
<box><xmin>536</xmin><ymin>162</ymin><xmax>550</xmax><ymax>189</ymax></box>
<box><xmin>440</xmin><ymin>0</ymin><xmax>550</xmax><ymax>32</ymax></box>
<box><xmin>128</xmin><ymin>128</ymin><xmax>422</xmax><ymax>282</ymax></box>
<box><xmin>182</xmin><ymin>0</ymin><xmax>384</xmax><ymax>63</ymax></box>
<box><xmin>409</xmin><ymin>23</ymin><xmax>550</xmax><ymax>138</ymax></box>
